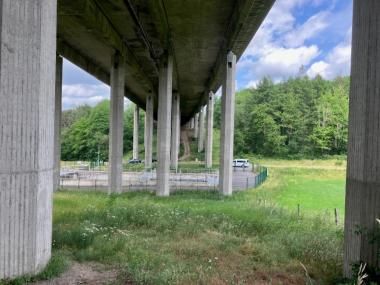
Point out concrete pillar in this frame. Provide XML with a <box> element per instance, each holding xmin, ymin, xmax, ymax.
<box><xmin>198</xmin><ymin>108</ymin><xmax>205</xmax><ymax>153</ymax></box>
<box><xmin>108</xmin><ymin>53</ymin><xmax>125</xmax><ymax>194</ymax></box>
<box><xmin>171</xmin><ymin>93</ymin><xmax>180</xmax><ymax>170</ymax></box>
<box><xmin>144</xmin><ymin>95</ymin><xmax>154</xmax><ymax>169</ymax></box>
<box><xmin>194</xmin><ymin>113</ymin><xmax>199</xmax><ymax>139</ymax></box>
<box><xmin>157</xmin><ymin>54</ymin><xmax>173</xmax><ymax>196</ymax></box>
<box><xmin>205</xmin><ymin>93</ymin><xmax>214</xmax><ymax>168</ymax></box>
<box><xmin>54</xmin><ymin>55</ymin><xmax>63</xmax><ymax>192</ymax></box>
<box><xmin>0</xmin><ymin>0</ymin><xmax>57</xmax><ymax>279</ymax></box>
<box><xmin>344</xmin><ymin>0</ymin><xmax>380</xmax><ymax>277</ymax></box>
<box><xmin>219</xmin><ymin>51</ymin><xmax>236</xmax><ymax>196</ymax></box>
<box><xmin>133</xmin><ymin>105</ymin><xmax>139</xmax><ymax>160</ymax></box>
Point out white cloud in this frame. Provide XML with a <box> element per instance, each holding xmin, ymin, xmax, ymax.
<box><xmin>239</xmin><ymin>45</ymin><xmax>320</xmax><ymax>82</ymax></box>
<box><xmin>307</xmin><ymin>28</ymin><xmax>352</xmax><ymax>79</ymax></box>
<box><xmin>283</xmin><ymin>11</ymin><xmax>330</xmax><ymax>48</ymax></box>
<box><xmin>237</xmin><ymin>0</ymin><xmax>352</xmax><ymax>88</ymax></box>
<box><xmin>62</xmin><ymin>83</ymin><xmax>110</xmax><ymax>109</ymax></box>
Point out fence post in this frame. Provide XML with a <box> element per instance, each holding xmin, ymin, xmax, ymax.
<box><xmin>297</xmin><ymin>204</ymin><xmax>300</xmax><ymax>217</ymax></box>
<box><xmin>334</xmin><ymin>208</ymin><xmax>339</xmax><ymax>226</ymax></box>
<box><xmin>78</xmin><ymin>177</ymin><xmax>80</xmax><ymax>189</ymax></box>
<box><xmin>95</xmin><ymin>179</ymin><xmax>97</xmax><ymax>190</ymax></box>
<box><xmin>246</xmin><ymin>177</ymin><xmax>249</xmax><ymax>190</ymax></box>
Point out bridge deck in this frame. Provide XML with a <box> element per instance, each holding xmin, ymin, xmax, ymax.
<box><xmin>57</xmin><ymin>0</ymin><xmax>274</xmax><ymax>121</ymax></box>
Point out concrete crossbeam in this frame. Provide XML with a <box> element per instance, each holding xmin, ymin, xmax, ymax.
<box><xmin>171</xmin><ymin>93</ymin><xmax>180</xmax><ymax>170</ymax></box>
<box><xmin>205</xmin><ymin>93</ymin><xmax>214</xmax><ymax>168</ymax></box>
<box><xmin>219</xmin><ymin>51</ymin><xmax>236</xmax><ymax>196</ymax></box>
<box><xmin>133</xmin><ymin>105</ymin><xmax>140</xmax><ymax>160</ymax></box>
<box><xmin>344</xmin><ymin>0</ymin><xmax>380</xmax><ymax>277</ymax></box>
<box><xmin>0</xmin><ymin>0</ymin><xmax>57</xmax><ymax>279</ymax></box>
<box><xmin>54</xmin><ymin>55</ymin><xmax>63</xmax><ymax>192</ymax></box>
<box><xmin>108</xmin><ymin>53</ymin><xmax>125</xmax><ymax>194</ymax></box>
<box><xmin>144</xmin><ymin>95</ymin><xmax>154</xmax><ymax>169</ymax></box>
<box><xmin>157</xmin><ymin>55</ymin><xmax>173</xmax><ymax>196</ymax></box>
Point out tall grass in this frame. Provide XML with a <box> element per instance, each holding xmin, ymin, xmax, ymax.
<box><xmin>50</xmin><ymin>190</ymin><xmax>343</xmax><ymax>284</ymax></box>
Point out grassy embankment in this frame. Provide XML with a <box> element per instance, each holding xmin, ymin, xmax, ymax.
<box><xmin>2</xmin><ymin>157</ymin><xmax>352</xmax><ymax>285</ymax></box>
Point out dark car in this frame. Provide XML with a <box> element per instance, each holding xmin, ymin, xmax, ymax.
<box><xmin>128</xmin><ymin>159</ymin><xmax>142</xmax><ymax>164</ymax></box>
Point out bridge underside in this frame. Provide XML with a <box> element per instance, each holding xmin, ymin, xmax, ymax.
<box><xmin>2</xmin><ymin>0</ymin><xmax>380</xmax><ymax>281</ymax></box>
<box><xmin>57</xmin><ymin>0</ymin><xmax>273</xmax><ymax>121</ymax></box>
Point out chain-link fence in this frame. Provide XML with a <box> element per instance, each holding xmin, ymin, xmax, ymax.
<box><xmin>59</xmin><ymin>163</ymin><xmax>268</xmax><ymax>192</ymax></box>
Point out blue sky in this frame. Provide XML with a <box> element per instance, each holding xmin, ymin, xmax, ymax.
<box><xmin>62</xmin><ymin>0</ymin><xmax>353</xmax><ymax>110</ymax></box>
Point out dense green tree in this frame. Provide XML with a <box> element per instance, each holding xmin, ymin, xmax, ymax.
<box><xmin>61</xmin><ymin>100</ymin><xmax>145</xmax><ymax>161</ymax></box>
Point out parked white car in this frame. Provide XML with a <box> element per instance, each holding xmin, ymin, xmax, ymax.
<box><xmin>233</xmin><ymin>159</ymin><xmax>250</xmax><ymax>168</ymax></box>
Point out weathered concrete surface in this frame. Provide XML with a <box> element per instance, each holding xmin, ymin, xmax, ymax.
<box><xmin>219</xmin><ymin>52</ymin><xmax>236</xmax><ymax>196</ymax></box>
<box><xmin>344</xmin><ymin>0</ymin><xmax>380</xmax><ymax>277</ymax></box>
<box><xmin>0</xmin><ymin>0</ymin><xmax>57</xmax><ymax>279</ymax></box>
<box><xmin>194</xmin><ymin>113</ymin><xmax>199</xmax><ymax>139</ymax></box>
<box><xmin>57</xmin><ymin>0</ymin><xmax>275</xmax><ymax>121</ymax></box>
<box><xmin>133</xmin><ymin>105</ymin><xmax>140</xmax><ymax>160</ymax></box>
<box><xmin>206</xmin><ymin>92</ymin><xmax>214</xmax><ymax>168</ymax></box>
<box><xmin>54</xmin><ymin>56</ymin><xmax>63</xmax><ymax>192</ymax></box>
<box><xmin>198</xmin><ymin>108</ymin><xmax>205</xmax><ymax>153</ymax></box>
<box><xmin>108</xmin><ymin>54</ymin><xmax>125</xmax><ymax>194</ymax></box>
<box><xmin>144</xmin><ymin>95</ymin><xmax>154</xmax><ymax>169</ymax></box>
<box><xmin>171</xmin><ymin>93</ymin><xmax>180</xmax><ymax>170</ymax></box>
<box><xmin>157</xmin><ymin>55</ymin><xmax>173</xmax><ymax>196</ymax></box>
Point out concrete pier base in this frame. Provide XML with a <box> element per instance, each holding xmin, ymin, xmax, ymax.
<box><xmin>206</xmin><ymin>92</ymin><xmax>214</xmax><ymax>168</ymax></box>
<box><xmin>0</xmin><ymin>0</ymin><xmax>57</xmax><ymax>279</ymax></box>
<box><xmin>54</xmin><ymin>55</ymin><xmax>63</xmax><ymax>192</ymax></box>
<box><xmin>219</xmin><ymin>51</ymin><xmax>236</xmax><ymax>196</ymax></box>
<box><xmin>157</xmin><ymin>55</ymin><xmax>173</xmax><ymax>196</ymax></box>
<box><xmin>344</xmin><ymin>0</ymin><xmax>380</xmax><ymax>277</ymax></box>
<box><xmin>108</xmin><ymin>53</ymin><xmax>125</xmax><ymax>194</ymax></box>
<box><xmin>133</xmin><ymin>105</ymin><xmax>139</xmax><ymax>160</ymax></box>
<box><xmin>171</xmin><ymin>93</ymin><xmax>180</xmax><ymax>170</ymax></box>
<box><xmin>145</xmin><ymin>95</ymin><xmax>154</xmax><ymax>169</ymax></box>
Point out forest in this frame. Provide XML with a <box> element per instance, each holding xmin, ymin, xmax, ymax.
<box><xmin>61</xmin><ymin>75</ymin><xmax>349</xmax><ymax>161</ymax></box>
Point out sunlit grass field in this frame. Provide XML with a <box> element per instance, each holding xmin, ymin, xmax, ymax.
<box><xmin>2</xmin><ymin>158</ymin><xmax>352</xmax><ymax>285</ymax></box>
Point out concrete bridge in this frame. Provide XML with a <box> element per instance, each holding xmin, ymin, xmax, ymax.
<box><xmin>0</xmin><ymin>0</ymin><xmax>379</xmax><ymax>280</ymax></box>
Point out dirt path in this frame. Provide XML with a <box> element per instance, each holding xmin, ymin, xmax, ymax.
<box><xmin>31</xmin><ymin>263</ymin><xmax>120</xmax><ymax>285</ymax></box>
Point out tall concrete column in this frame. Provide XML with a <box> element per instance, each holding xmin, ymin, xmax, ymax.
<box><xmin>144</xmin><ymin>95</ymin><xmax>154</xmax><ymax>169</ymax></box>
<box><xmin>344</xmin><ymin>0</ymin><xmax>380</xmax><ymax>277</ymax></box>
<box><xmin>54</xmin><ymin>55</ymin><xmax>63</xmax><ymax>192</ymax></box>
<box><xmin>133</xmin><ymin>105</ymin><xmax>139</xmax><ymax>160</ymax></box>
<box><xmin>0</xmin><ymin>0</ymin><xmax>57</xmax><ymax>279</ymax></box>
<box><xmin>198</xmin><ymin>108</ymin><xmax>205</xmax><ymax>152</ymax></box>
<box><xmin>205</xmin><ymin>93</ymin><xmax>214</xmax><ymax>168</ymax></box>
<box><xmin>171</xmin><ymin>93</ymin><xmax>180</xmax><ymax>170</ymax></box>
<box><xmin>219</xmin><ymin>51</ymin><xmax>236</xmax><ymax>196</ymax></box>
<box><xmin>194</xmin><ymin>113</ymin><xmax>199</xmax><ymax>139</ymax></box>
<box><xmin>108</xmin><ymin>53</ymin><xmax>125</xmax><ymax>194</ymax></box>
<box><xmin>157</xmin><ymin>54</ymin><xmax>173</xmax><ymax>196</ymax></box>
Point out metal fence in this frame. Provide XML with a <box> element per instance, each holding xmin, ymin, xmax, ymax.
<box><xmin>59</xmin><ymin>163</ymin><xmax>268</xmax><ymax>192</ymax></box>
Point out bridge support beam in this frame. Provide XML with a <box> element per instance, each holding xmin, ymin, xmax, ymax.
<box><xmin>133</xmin><ymin>105</ymin><xmax>139</xmax><ymax>160</ymax></box>
<box><xmin>145</xmin><ymin>95</ymin><xmax>154</xmax><ymax>169</ymax></box>
<box><xmin>0</xmin><ymin>0</ymin><xmax>57</xmax><ymax>279</ymax></box>
<box><xmin>344</xmin><ymin>0</ymin><xmax>380</xmax><ymax>277</ymax></box>
<box><xmin>54</xmin><ymin>55</ymin><xmax>63</xmax><ymax>192</ymax></box>
<box><xmin>171</xmin><ymin>93</ymin><xmax>180</xmax><ymax>171</ymax></box>
<box><xmin>157</xmin><ymin>55</ymin><xmax>173</xmax><ymax>196</ymax></box>
<box><xmin>108</xmin><ymin>53</ymin><xmax>125</xmax><ymax>194</ymax></box>
<box><xmin>219</xmin><ymin>51</ymin><xmax>236</xmax><ymax>196</ymax></box>
<box><xmin>206</xmin><ymin>92</ymin><xmax>214</xmax><ymax>168</ymax></box>
<box><xmin>194</xmin><ymin>113</ymin><xmax>199</xmax><ymax>139</ymax></box>
<box><xmin>198</xmin><ymin>108</ymin><xmax>205</xmax><ymax>153</ymax></box>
